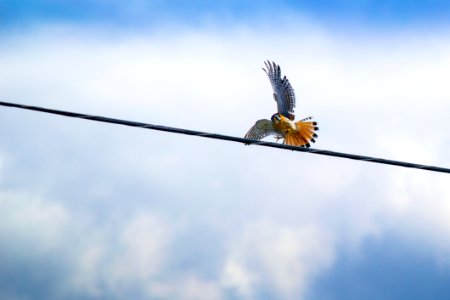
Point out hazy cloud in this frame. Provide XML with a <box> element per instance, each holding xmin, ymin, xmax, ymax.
<box><xmin>0</xmin><ymin>20</ymin><xmax>449</xmax><ymax>299</ymax></box>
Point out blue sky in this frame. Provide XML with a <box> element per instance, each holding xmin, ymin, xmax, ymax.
<box><xmin>1</xmin><ymin>1</ymin><xmax>450</xmax><ymax>300</ymax></box>
<box><xmin>3</xmin><ymin>0</ymin><xmax>450</xmax><ymax>29</ymax></box>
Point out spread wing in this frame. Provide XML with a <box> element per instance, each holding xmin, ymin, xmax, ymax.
<box><xmin>263</xmin><ymin>60</ymin><xmax>296</xmax><ymax>120</ymax></box>
<box><xmin>244</xmin><ymin>119</ymin><xmax>282</xmax><ymax>141</ymax></box>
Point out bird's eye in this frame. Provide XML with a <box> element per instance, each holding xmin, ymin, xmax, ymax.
<box><xmin>271</xmin><ymin>113</ymin><xmax>281</xmax><ymax>122</ymax></box>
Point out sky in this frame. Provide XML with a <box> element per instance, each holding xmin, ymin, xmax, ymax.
<box><xmin>0</xmin><ymin>1</ymin><xmax>450</xmax><ymax>299</ymax></box>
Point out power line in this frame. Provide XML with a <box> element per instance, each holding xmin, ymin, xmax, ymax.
<box><xmin>1</xmin><ymin>100</ymin><xmax>449</xmax><ymax>174</ymax></box>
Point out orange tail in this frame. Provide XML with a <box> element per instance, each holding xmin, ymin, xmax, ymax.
<box><xmin>284</xmin><ymin>117</ymin><xmax>319</xmax><ymax>147</ymax></box>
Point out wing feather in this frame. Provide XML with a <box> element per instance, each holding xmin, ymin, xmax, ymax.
<box><xmin>244</xmin><ymin>119</ymin><xmax>281</xmax><ymax>141</ymax></box>
<box><xmin>262</xmin><ymin>60</ymin><xmax>296</xmax><ymax>120</ymax></box>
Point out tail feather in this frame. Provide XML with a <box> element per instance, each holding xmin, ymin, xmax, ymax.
<box><xmin>284</xmin><ymin>117</ymin><xmax>319</xmax><ymax>147</ymax></box>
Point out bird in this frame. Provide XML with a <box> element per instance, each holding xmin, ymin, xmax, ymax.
<box><xmin>245</xmin><ymin>60</ymin><xmax>318</xmax><ymax>147</ymax></box>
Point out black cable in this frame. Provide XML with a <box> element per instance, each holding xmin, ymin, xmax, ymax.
<box><xmin>1</xmin><ymin>100</ymin><xmax>449</xmax><ymax>174</ymax></box>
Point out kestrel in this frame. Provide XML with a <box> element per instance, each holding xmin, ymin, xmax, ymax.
<box><xmin>245</xmin><ymin>60</ymin><xmax>318</xmax><ymax>147</ymax></box>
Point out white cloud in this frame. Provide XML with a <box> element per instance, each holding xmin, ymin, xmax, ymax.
<box><xmin>110</xmin><ymin>213</ymin><xmax>169</xmax><ymax>281</ymax></box>
<box><xmin>0</xmin><ymin>187</ymin><xmax>173</xmax><ymax>299</ymax></box>
<box><xmin>222</xmin><ymin>221</ymin><xmax>334</xmax><ymax>299</ymax></box>
<box><xmin>0</xmin><ymin>191</ymin><xmax>69</xmax><ymax>255</ymax></box>
<box><xmin>66</xmin><ymin>212</ymin><xmax>172</xmax><ymax>298</ymax></box>
<box><xmin>384</xmin><ymin>170</ymin><xmax>450</xmax><ymax>239</ymax></box>
<box><xmin>173</xmin><ymin>276</ymin><xmax>223</xmax><ymax>300</ymax></box>
<box><xmin>144</xmin><ymin>275</ymin><xmax>224</xmax><ymax>300</ymax></box>
<box><xmin>222</xmin><ymin>258</ymin><xmax>256</xmax><ymax>298</ymax></box>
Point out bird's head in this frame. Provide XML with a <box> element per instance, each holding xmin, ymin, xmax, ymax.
<box><xmin>271</xmin><ymin>113</ymin><xmax>281</xmax><ymax>124</ymax></box>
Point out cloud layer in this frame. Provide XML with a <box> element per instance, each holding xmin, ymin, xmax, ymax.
<box><xmin>0</xmin><ymin>19</ymin><xmax>449</xmax><ymax>299</ymax></box>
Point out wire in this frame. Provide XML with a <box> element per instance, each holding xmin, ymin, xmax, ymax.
<box><xmin>0</xmin><ymin>100</ymin><xmax>449</xmax><ymax>174</ymax></box>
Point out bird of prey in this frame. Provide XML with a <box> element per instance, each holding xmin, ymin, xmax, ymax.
<box><xmin>245</xmin><ymin>60</ymin><xmax>318</xmax><ymax>147</ymax></box>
